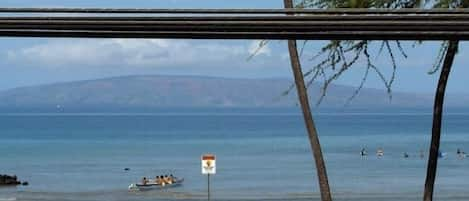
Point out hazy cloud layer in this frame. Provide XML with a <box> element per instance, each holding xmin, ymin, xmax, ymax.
<box><xmin>6</xmin><ymin>39</ymin><xmax>276</xmax><ymax>69</ymax></box>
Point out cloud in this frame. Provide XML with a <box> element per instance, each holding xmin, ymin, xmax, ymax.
<box><xmin>6</xmin><ymin>39</ymin><xmax>277</xmax><ymax>69</ymax></box>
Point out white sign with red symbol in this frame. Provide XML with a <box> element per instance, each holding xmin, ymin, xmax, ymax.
<box><xmin>201</xmin><ymin>154</ymin><xmax>216</xmax><ymax>174</ymax></box>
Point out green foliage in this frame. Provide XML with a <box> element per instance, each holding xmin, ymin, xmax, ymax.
<box><xmin>277</xmin><ymin>0</ymin><xmax>467</xmax><ymax>106</ymax></box>
<box><xmin>297</xmin><ymin>0</ymin><xmax>422</xmax><ymax>8</ymax></box>
<box><xmin>296</xmin><ymin>0</ymin><xmax>469</xmax><ymax>8</ymax></box>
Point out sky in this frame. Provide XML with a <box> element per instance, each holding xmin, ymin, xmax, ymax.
<box><xmin>0</xmin><ymin>0</ymin><xmax>468</xmax><ymax>94</ymax></box>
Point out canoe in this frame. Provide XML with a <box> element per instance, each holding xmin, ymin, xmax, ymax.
<box><xmin>128</xmin><ymin>178</ymin><xmax>184</xmax><ymax>191</ymax></box>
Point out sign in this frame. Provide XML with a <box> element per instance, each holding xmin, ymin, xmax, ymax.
<box><xmin>201</xmin><ymin>154</ymin><xmax>216</xmax><ymax>174</ymax></box>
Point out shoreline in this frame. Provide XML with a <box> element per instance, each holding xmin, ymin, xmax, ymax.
<box><xmin>3</xmin><ymin>189</ymin><xmax>469</xmax><ymax>201</ymax></box>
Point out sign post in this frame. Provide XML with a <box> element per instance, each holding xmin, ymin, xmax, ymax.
<box><xmin>202</xmin><ymin>154</ymin><xmax>216</xmax><ymax>201</ymax></box>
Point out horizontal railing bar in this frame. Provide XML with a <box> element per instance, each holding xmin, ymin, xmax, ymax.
<box><xmin>1</xmin><ymin>15</ymin><xmax>469</xmax><ymax>21</ymax></box>
<box><xmin>0</xmin><ymin>29</ymin><xmax>468</xmax><ymax>40</ymax></box>
<box><xmin>0</xmin><ymin>8</ymin><xmax>468</xmax><ymax>40</ymax></box>
<box><xmin>0</xmin><ymin>24</ymin><xmax>468</xmax><ymax>32</ymax></box>
<box><xmin>1</xmin><ymin>17</ymin><xmax>469</xmax><ymax>23</ymax></box>
<box><xmin>0</xmin><ymin>20</ymin><xmax>466</xmax><ymax>25</ymax></box>
<box><xmin>0</xmin><ymin>8</ymin><xmax>469</xmax><ymax>15</ymax></box>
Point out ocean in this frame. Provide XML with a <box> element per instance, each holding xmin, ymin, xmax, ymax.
<box><xmin>1</xmin><ymin>108</ymin><xmax>469</xmax><ymax>201</ymax></box>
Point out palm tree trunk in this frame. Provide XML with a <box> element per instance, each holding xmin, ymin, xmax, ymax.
<box><xmin>283</xmin><ymin>1</ymin><xmax>332</xmax><ymax>201</ymax></box>
<box><xmin>423</xmin><ymin>40</ymin><xmax>459</xmax><ymax>201</ymax></box>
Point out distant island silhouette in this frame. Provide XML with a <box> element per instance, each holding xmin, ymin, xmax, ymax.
<box><xmin>0</xmin><ymin>75</ymin><xmax>467</xmax><ymax>110</ymax></box>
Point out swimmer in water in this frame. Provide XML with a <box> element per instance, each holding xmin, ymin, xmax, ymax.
<box><xmin>376</xmin><ymin>147</ymin><xmax>384</xmax><ymax>157</ymax></box>
<box><xmin>360</xmin><ymin>148</ymin><xmax>368</xmax><ymax>157</ymax></box>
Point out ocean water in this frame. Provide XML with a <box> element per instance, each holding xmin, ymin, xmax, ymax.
<box><xmin>1</xmin><ymin>109</ymin><xmax>469</xmax><ymax>201</ymax></box>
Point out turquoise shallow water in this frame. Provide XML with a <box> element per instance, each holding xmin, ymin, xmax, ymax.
<box><xmin>1</xmin><ymin>109</ymin><xmax>469</xmax><ymax>200</ymax></box>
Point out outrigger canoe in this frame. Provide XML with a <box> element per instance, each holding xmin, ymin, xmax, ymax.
<box><xmin>128</xmin><ymin>178</ymin><xmax>184</xmax><ymax>191</ymax></box>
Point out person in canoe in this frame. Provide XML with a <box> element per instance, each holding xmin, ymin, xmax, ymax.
<box><xmin>154</xmin><ymin>176</ymin><xmax>160</xmax><ymax>184</ymax></box>
<box><xmin>159</xmin><ymin>175</ymin><xmax>166</xmax><ymax>186</ymax></box>
<box><xmin>155</xmin><ymin>175</ymin><xmax>161</xmax><ymax>185</ymax></box>
<box><xmin>170</xmin><ymin>174</ymin><xmax>175</xmax><ymax>183</ymax></box>
<box><xmin>128</xmin><ymin>175</ymin><xmax>184</xmax><ymax>191</ymax></box>
<box><xmin>165</xmin><ymin>175</ymin><xmax>173</xmax><ymax>184</ymax></box>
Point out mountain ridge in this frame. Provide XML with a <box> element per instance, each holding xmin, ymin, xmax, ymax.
<box><xmin>0</xmin><ymin>74</ymin><xmax>466</xmax><ymax>110</ymax></box>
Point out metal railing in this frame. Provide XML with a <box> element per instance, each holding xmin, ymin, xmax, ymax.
<box><xmin>0</xmin><ymin>8</ymin><xmax>468</xmax><ymax>40</ymax></box>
